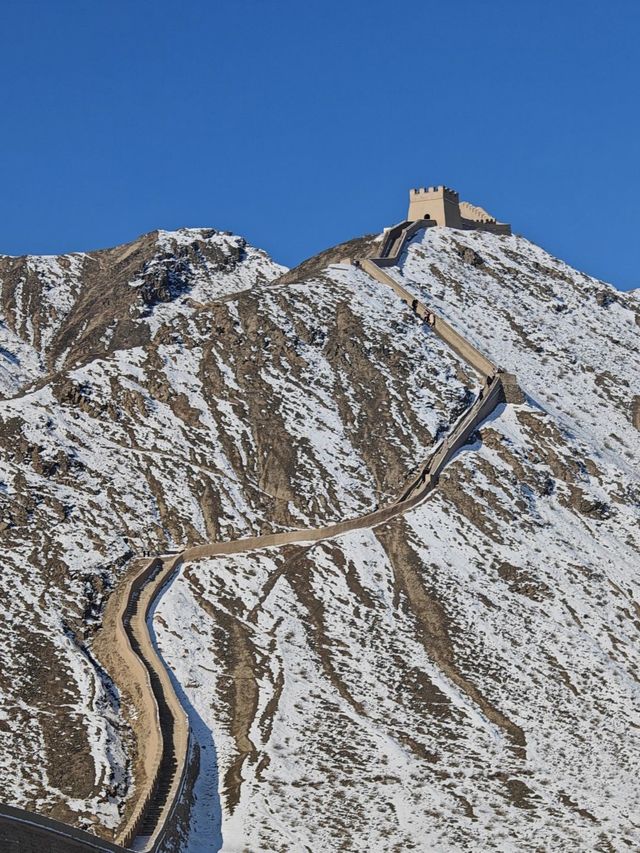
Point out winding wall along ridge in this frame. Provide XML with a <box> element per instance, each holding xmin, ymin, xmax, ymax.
<box><xmin>0</xmin><ymin>218</ymin><xmax>520</xmax><ymax>852</ymax></box>
<box><xmin>117</xmin><ymin>556</ymin><xmax>191</xmax><ymax>851</ymax></box>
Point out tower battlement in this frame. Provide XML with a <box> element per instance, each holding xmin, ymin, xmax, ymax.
<box><xmin>407</xmin><ymin>186</ymin><xmax>511</xmax><ymax>234</ymax></box>
<box><xmin>410</xmin><ymin>185</ymin><xmax>459</xmax><ymax>201</ymax></box>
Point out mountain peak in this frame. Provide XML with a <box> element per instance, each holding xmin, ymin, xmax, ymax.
<box><xmin>0</xmin><ymin>227</ymin><xmax>286</xmax><ymax>398</ymax></box>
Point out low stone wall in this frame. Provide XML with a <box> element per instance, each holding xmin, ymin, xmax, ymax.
<box><xmin>0</xmin><ymin>804</ymin><xmax>125</xmax><ymax>852</ymax></box>
<box><xmin>430</xmin><ymin>376</ymin><xmax>505</xmax><ymax>476</ymax></box>
<box><xmin>359</xmin><ymin>258</ymin><xmax>497</xmax><ymax>379</ymax></box>
<box><xmin>396</xmin><ymin>374</ymin><xmax>505</xmax><ymax>502</ymax></box>
<box><xmin>351</xmin><ymin>220</ymin><xmax>522</xmax><ymax>502</ymax></box>
<box><xmin>117</xmin><ymin>556</ymin><xmax>191</xmax><ymax>851</ymax></box>
<box><xmin>184</xmin><ymin>373</ymin><xmax>512</xmax><ymax>563</ymax></box>
<box><xmin>91</xmin><ymin>555</ymin><xmax>191</xmax><ymax>852</ymax></box>
<box><xmin>376</xmin><ymin>219</ymin><xmax>436</xmax><ymax>265</ymax></box>
<box><xmin>428</xmin><ymin>313</ymin><xmax>497</xmax><ymax>379</ymax></box>
<box><xmin>92</xmin><ymin>558</ymin><xmax>164</xmax><ymax>848</ymax></box>
<box><xmin>126</xmin><ymin>558</ymin><xmax>191</xmax><ymax>852</ymax></box>
<box><xmin>460</xmin><ymin>218</ymin><xmax>511</xmax><ymax>235</ymax></box>
<box><xmin>151</xmin><ymin>740</ymin><xmax>201</xmax><ymax>853</ymax></box>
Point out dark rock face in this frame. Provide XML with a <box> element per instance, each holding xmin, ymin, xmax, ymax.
<box><xmin>138</xmin><ymin>236</ymin><xmax>247</xmax><ymax>310</ymax></box>
<box><xmin>139</xmin><ymin>254</ymin><xmax>193</xmax><ymax>308</ymax></box>
<box><xmin>595</xmin><ymin>289</ymin><xmax>618</xmax><ymax>308</ymax></box>
<box><xmin>460</xmin><ymin>246</ymin><xmax>484</xmax><ymax>266</ymax></box>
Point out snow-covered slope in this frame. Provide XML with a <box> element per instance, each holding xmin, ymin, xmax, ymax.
<box><xmin>0</xmin><ymin>229</ymin><xmax>472</xmax><ymax>836</ymax></box>
<box><xmin>0</xmin><ymin>228</ymin><xmax>280</xmax><ymax>397</ymax></box>
<box><xmin>396</xmin><ymin>228</ymin><xmax>639</xmax><ymax>472</ymax></box>
<box><xmin>1</xmin><ymin>223</ymin><xmax>639</xmax><ymax>851</ymax></box>
<box><xmin>0</xmin><ymin>228</ymin><xmax>289</xmax><ymax>831</ymax></box>
<box><xmin>153</xmin><ymin>230</ymin><xmax>640</xmax><ymax>852</ymax></box>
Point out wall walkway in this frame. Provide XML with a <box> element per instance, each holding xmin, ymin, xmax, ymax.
<box><xmin>116</xmin><ymin>557</ymin><xmax>191</xmax><ymax>851</ymax></box>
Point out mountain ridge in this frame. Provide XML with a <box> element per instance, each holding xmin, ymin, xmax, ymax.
<box><xmin>0</xmin><ymin>219</ymin><xmax>639</xmax><ymax>851</ymax></box>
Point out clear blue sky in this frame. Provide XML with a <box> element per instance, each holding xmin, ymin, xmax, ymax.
<box><xmin>1</xmin><ymin>0</ymin><xmax>638</xmax><ymax>289</ymax></box>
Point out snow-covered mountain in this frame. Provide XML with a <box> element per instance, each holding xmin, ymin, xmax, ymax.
<box><xmin>0</xmin><ymin>222</ymin><xmax>639</xmax><ymax>851</ymax></box>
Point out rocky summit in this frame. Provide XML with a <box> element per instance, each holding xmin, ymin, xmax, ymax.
<box><xmin>0</xmin><ymin>215</ymin><xmax>639</xmax><ymax>852</ymax></box>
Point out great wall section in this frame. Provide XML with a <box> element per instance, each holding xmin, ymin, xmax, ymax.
<box><xmin>0</xmin><ymin>197</ymin><xmax>522</xmax><ymax>852</ymax></box>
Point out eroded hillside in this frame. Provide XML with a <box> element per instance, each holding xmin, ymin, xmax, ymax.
<box><xmin>0</xmin><ymin>228</ymin><xmax>472</xmax><ymax>835</ymax></box>
<box><xmin>1</xmin><ymin>223</ymin><xmax>639</xmax><ymax>852</ymax></box>
<box><xmin>153</xmin><ymin>230</ymin><xmax>640</xmax><ymax>852</ymax></box>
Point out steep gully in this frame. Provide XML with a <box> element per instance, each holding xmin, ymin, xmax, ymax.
<box><xmin>0</xmin><ymin>220</ymin><xmax>523</xmax><ymax>852</ymax></box>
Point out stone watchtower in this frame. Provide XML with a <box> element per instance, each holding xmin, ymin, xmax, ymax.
<box><xmin>408</xmin><ymin>186</ymin><xmax>511</xmax><ymax>234</ymax></box>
